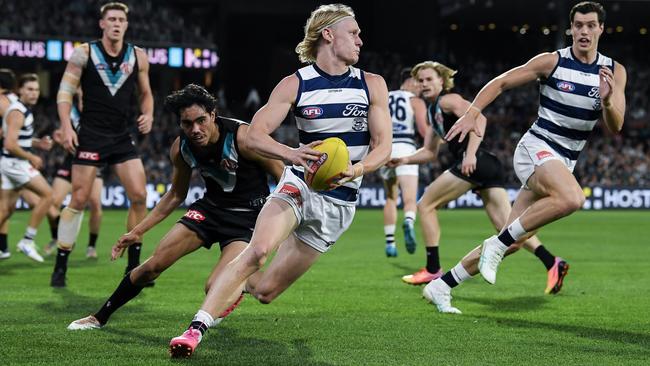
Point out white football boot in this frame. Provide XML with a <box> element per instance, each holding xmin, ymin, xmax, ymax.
<box><xmin>422</xmin><ymin>279</ymin><xmax>462</xmax><ymax>314</ymax></box>
<box><xmin>478</xmin><ymin>235</ymin><xmax>508</xmax><ymax>284</ymax></box>
<box><xmin>68</xmin><ymin>315</ymin><xmax>103</xmax><ymax>330</ymax></box>
<box><xmin>17</xmin><ymin>239</ymin><xmax>44</xmax><ymax>263</ymax></box>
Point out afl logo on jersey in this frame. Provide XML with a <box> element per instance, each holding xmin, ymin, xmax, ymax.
<box><xmin>96</xmin><ymin>63</ymin><xmax>109</xmax><ymax>71</ymax></box>
<box><xmin>301</xmin><ymin>106</ymin><xmax>323</xmax><ymax>119</ymax></box>
<box><xmin>556</xmin><ymin>81</ymin><xmax>575</xmax><ymax>92</ymax></box>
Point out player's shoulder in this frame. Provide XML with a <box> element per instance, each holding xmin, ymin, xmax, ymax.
<box><xmin>360</xmin><ymin>72</ymin><xmax>388</xmax><ymax>98</ymax></box>
<box><xmin>6</xmin><ymin>99</ymin><xmax>27</xmax><ymax>114</ymax></box>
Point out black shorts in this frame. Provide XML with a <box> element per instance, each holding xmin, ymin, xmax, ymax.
<box><xmin>449</xmin><ymin>149</ymin><xmax>505</xmax><ymax>190</ymax></box>
<box><xmin>55</xmin><ymin>154</ymin><xmax>109</xmax><ymax>182</ymax></box>
<box><xmin>178</xmin><ymin>197</ymin><xmax>260</xmax><ymax>250</ymax></box>
<box><xmin>74</xmin><ymin>129</ymin><xmax>139</xmax><ymax>167</ymax></box>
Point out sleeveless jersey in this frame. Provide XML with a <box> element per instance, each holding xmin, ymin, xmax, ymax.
<box><xmin>429</xmin><ymin>93</ymin><xmax>468</xmax><ymax>159</ymax></box>
<box><xmin>180</xmin><ymin>116</ymin><xmax>269</xmax><ymax>210</ymax></box>
<box><xmin>293</xmin><ymin>64</ymin><xmax>371</xmax><ymax>202</ymax></box>
<box><xmin>528</xmin><ymin>46</ymin><xmax>614</xmax><ymax>161</ymax></box>
<box><xmin>388</xmin><ymin>90</ymin><xmax>417</xmax><ymax>145</ymax></box>
<box><xmin>80</xmin><ymin>40</ymin><xmax>139</xmax><ymax>136</ymax></box>
<box><xmin>2</xmin><ymin>100</ymin><xmax>33</xmax><ymax>159</ymax></box>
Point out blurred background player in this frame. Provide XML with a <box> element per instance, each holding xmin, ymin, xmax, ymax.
<box><xmin>0</xmin><ymin>68</ymin><xmax>18</xmax><ymax>259</ymax></box>
<box><xmin>379</xmin><ymin>68</ymin><xmax>427</xmax><ymax>257</ymax></box>
<box><xmin>44</xmin><ymin>90</ymin><xmax>105</xmax><ymax>259</ymax></box>
<box><xmin>51</xmin><ymin>2</ymin><xmax>154</xmax><ymax>287</ymax></box>
<box><xmin>67</xmin><ymin>83</ymin><xmax>284</xmax><ymax>331</ymax></box>
<box><xmin>0</xmin><ymin>73</ymin><xmax>56</xmax><ymax>263</ymax></box>
<box><xmin>437</xmin><ymin>2</ymin><xmax>625</xmax><ymax>311</ymax></box>
<box><xmin>391</xmin><ymin>62</ymin><xmax>566</xmax><ymax>299</ymax></box>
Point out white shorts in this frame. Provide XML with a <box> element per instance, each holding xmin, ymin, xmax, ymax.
<box><xmin>513</xmin><ymin>132</ymin><xmax>576</xmax><ymax>187</ymax></box>
<box><xmin>1</xmin><ymin>158</ymin><xmax>40</xmax><ymax>190</ymax></box>
<box><xmin>269</xmin><ymin>167</ymin><xmax>355</xmax><ymax>253</ymax></box>
<box><xmin>379</xmin><ymin>143</ymin><xmax>418</xmax><ymax>180</ymax></box>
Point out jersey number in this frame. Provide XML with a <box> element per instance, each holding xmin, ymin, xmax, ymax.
<box><xmin>388</xmin><ymin>95</ymin><xmax>407</xmax><ymax>122</ymax></box>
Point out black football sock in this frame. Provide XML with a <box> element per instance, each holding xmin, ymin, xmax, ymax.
<box><xmin>534</xmin><ymin>245</ymin><xmax>556</xmax><ymax>270</ymax></box>
<box><xmin>49</xmin><ymin>215</ymin><xmax>60</xmax><ymax>241</ymax></box>
<box><xmin>54</xmin><ymin>248</ymin><xmax>71</xmax><ymax>272</ymax></box>
<box><xmin>94</xmin><ymin>273</ymin><xmax>144</xmax><ymax>325</ymax></box>
<box><xmin>0</xmin><ymin>233</ymin><xmax>7</xmax><ymax>252</ymax></box>
<box><xmin>88</xmin><ymin>233</ymin><xmax>98</xmax><ymax>248</ymax></box>
<box><xmin>440</xmin><ymin>271</ymin><xmax>459</xmax><ymax>288</ymax></box>
<box><xmin>425</xmin><ymin>246</ymin><xmax>441</xmax><ymax>273</ymax></box>
<box><xmin>127</xmin><ymin>243</ymin><xmax>142</xmax><ymax>271</ymax></box>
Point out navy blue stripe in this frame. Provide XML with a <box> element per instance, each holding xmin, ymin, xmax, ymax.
<box><xmin>394</xmin><ymin>133</ymin><xmax>414</xmax><ymax>139</ymax></box>
<box><xmin>302</xmin><ymin>76</ymin><xmax>365</xmax><ymax>92</ymax></box>
<box><xmin>295</xmin><ymin>71</ymin><xmax>303</xmax><ymax>106</ymax></box>
<box><xmin>559</xmin><ymin>52</ymin><xmax>600</xmax><ymax>73</ymax></box>
<box><xmin>293</xmin><ymin>103</ymin><xmax>368</xmax><ymax>120</ymax></box>
<box><xmin>545</xmin><ymin>76</ymin><xmax>598</xmax><ymax>96</ymax></box>
<box><xmin>535</xmin><ymin>118</ymin><xmax>591</xmax><ymax>140</ymax></box>
<box><xmin>529</xmin><ymin>130</ymin><xmax>580</xmax><ymax>160</ymax></box>
<box><xmin>299</xmin><ymin>130</ymin><xmax>370</xmax><ymax>147</ymax></box>
<box><xmin>360</xmin><ymin>70</ymin><xmax>370</xmax><ymax>103</ymax></box>
<box><xmin>17</xmin><ymin>135</ymin><xmax>33</xmax><ymax>140</ymax></box>
<box><xmin>290</xmin><ymin>168</ymin><xmax>358</xmax><ymax>202</ymax></box>
<box><xmin>540</xmin><ymin>94</ymin><xmax>600</xmax><ymax>121</ymax></box>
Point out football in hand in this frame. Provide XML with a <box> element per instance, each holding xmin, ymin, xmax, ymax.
<box><xmin>305</xmin><ymin>137</ymin><xmax>350</xmax><ymax>191</ymax></box>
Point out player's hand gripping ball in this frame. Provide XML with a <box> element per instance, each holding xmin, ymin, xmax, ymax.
<box><xmin>305</xmin><ymin>137</ymin><xmax>349</xmax><ymax>191</ymax></box>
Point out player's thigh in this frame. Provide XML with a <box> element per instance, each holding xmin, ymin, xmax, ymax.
<box><xmin>145</xmin><ymin>223</ymin><xmax>205</xmax><ymax>270</ymax></box>
<box><xmin>419</xmin><ymin>170</ymin><xmax>473</xmax><ymax>210</ymax></box>
<box><xmin>51</xmin><ymin>177</ymin><xmax>72</xmax><ymax>207</ymax></box>
<box><xmin>205</xmin><ymin>240</ymin><xmax>248</xmax><ymax>289</ymax></box>
<box><xmin>20</xmin><ymin>188</ymin><xmax>40</xmax><ymax>207</ymax></box>
<box><xmin>479</xmin><ymin>187</ymin><xmax>511</xmax><ymax>231</ymax></box>
<box><xmin>382</xmin><ymin>177</ymin><xmax>398</xmax><ymax>200</ymax></box>
<box><xmin>397</xmin><ymin>174</ymin><xmax>418</xmax><ymax>201</ymax></box>
<box><xmin>0</xmin><ymin>189</ymin><xmax>20</xmax><ymax>214</ymax></box>
<box><xmin>248</xmin><ymin>197</ymin><xmax>299</xmax><ymax>257</ymax></box>
<box><xmin>255</xmin><ymin>233</ymin><xmax>321</xmax><ymax>296</ymax></box>
<box><xmin>527</xmin><ymin>160</ymin><xmax>581</xmax><ymax>199</ymax></box>
<box><xmin>71</xmin><ymin>164</ymin><xmax>98</xmax><ymax>196</ymax></box>
<box><xmin>23</xmin><ymin>174</ymin><xmax>52</xmax><ymax>198</ymax></box>
<box><xmin>112</xmin><ymin>159</ymin><xmax>146</xmax><ymax>198</ymax></box>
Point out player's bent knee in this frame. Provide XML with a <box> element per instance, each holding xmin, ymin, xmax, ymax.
<box><xmin>254</xmin><ymin>290</ymin><xmax>277</xmax><ymax>304</ymax></box>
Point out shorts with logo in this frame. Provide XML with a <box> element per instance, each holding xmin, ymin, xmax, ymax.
<box><xmin>448</xmin><ymin>149</ymin><xmax>505</xmax><ymax>190</ymax></box>
<box><xmin>379</xmin><ymin>142</ymin><xmax>418</xmax><ymax>180</ymax></box>
<box><xmin>55</xmin><ymin>154</ymin><xmax>109</xmax><ymax>182</ymax></box>
<box><xmin>269</xmin><ymin>167</ymin><xmax>355</xmax><ymax>253</ymax></box>
<box><xmin>1</xmin><ymin>157</ymin><xmax>41</xmax><ymax>190</ymax></box>
<box><xmin>74</xmin><ymin>129</ymin><xmax>139</xmax><ymax>167</ymax></box>
<box><xmin>513</xmin><ymin>131</ymin><xmax>576</xmax><ymax>187</ymax></box>
<box><xmin>178</xmin><ymin>197</ymin><xmax>260</xmax><ymax>250</ymax></box>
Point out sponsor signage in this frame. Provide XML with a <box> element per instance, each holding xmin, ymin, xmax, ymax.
<box><xmin>0</xmin><ymin>38</ymin><xmax>218</xmax><ymax>69</ymax></box>
<box><xmin>13</xmin><ymin>184</ymin><xmax>650</xmax><ymax>210</ymax></box>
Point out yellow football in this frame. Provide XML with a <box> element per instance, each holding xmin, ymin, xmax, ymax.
<box><xmin>305</xmin><ymin>137</ymin><xmax>350</xmax><ymax>191</ymax></box>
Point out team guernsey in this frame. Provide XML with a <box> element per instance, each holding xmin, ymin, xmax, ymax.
<box><xmin>81</xmin><ymin>40</ymin><xmax>138</xmax><ymax>136</ymax></box>
<box><xmin>388</xmin><ymin>90</ymin><xmax>416</xmax><ymax>145</ymax></box>
<box><xmin>429</xmin><ymin>92</ymin><xmax>467</xmax><ymax>159</ymax></box>
<box><xmin>2</xmin><ymin>100</ymin><xmax>33</xmax><ymax>159</ymax></box>
<box><xmin>293</xmin><ymin>64</ymin><xmax>370</xmax><ymax>202</ymax></box>
<box><xmin>179</xmin><ymin>116</ymin><xmax>269</xmax><ymax>210</ymax></box>
<box><xmin>528</xmin><ymin>46</ymin><xmax>614</xmax><ymax>161</ymax></box>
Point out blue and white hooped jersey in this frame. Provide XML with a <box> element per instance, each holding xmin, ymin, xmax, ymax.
<box><xmin>529</xmin><ymin>47</ymin><xmax>613</xmax><ymax>161</ymax></box>
<box><xmin>293</xmin><ymin>64</ymin><xmax>370</xmax><ymax>201</ymax></box>
<box><xmin>388</xmin><ymin>90</ymin><xmax>416</xmax><ymax>145</ymax></box>
<box><xmin>2</xmin><ymin>100</ymin><xmax>33</xmax><ymax>159</ymax></box>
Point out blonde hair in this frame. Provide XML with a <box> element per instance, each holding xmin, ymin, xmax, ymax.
<box><xmin>295</xmin><ymin>4</ymin><xmax>355</xmax><ymax>64</ymax></box>
<box><xmin>411</xmin><ymin>61</ymin><xmax>457</xmax><ymax>92</ymax></box>
<box><xmin>100</xmin><ymin>2</ymin><xmax>129</xmax><ymax>19</ymax></box>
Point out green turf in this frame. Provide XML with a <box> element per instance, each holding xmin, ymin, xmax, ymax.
<box><xmin>1</xmin><ymin>209</ymin><xmax>649</xmax><ymax>365</ymax></box>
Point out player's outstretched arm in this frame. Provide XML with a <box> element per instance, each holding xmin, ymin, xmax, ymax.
<box><xmin>57</xmin><ymin>44</ymin><xmax>87</xmax><ymax>153</ymax></box>
<box><xmin>247</xmin><ymin>75</ymin><xmax>322</xmax><ymax>171</ymax></box>
<box><xmin>237</xmin><ymin>124</ymin><xmax>285</xmax><ymax>183</ymax></box>
<box><xmin>600</xmin><ymin>61</ymin><xmax>627</xmax><ymax>133</ymax></box>
<box><xmin>442</xmin><ymin>93</ymin><xmax>487</xmax><ymax>176</ymax></box>
<box><xmin>411</xmin><ymin>97</ymin><xmax>429</xmax><ymax>139</ymax></box>
<box><xmin>112</xmin><ymin>137</ymin><xmax>191</xmax><ymax>259</ymax></box>
<box><xmin>135</xmin><ymin>47</ymin><xmax>154</xmax><ymax>134</ymax></box>
<box><xmin>389</xmin><ymin>126</ymin><xmax>440</xmax><ymax>166</ymax></box>
<box><xmin>445</xmin><ymin>52</ymin><xmax>557</xmax><ymax>143</ymax></box>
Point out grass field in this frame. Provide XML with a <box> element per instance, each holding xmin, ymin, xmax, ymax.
<box><xmin>1</xmin><ymin>209</ymin><xmax>649</xmax><ymax>365</ymax></box>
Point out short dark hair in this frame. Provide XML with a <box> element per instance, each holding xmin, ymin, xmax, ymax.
<box><xmin>399</xmin><ymin>67</ymin><xmax>413</xmax><ymax>85</ymax></box>
<box><xmin>0</xmin><ymin>68</ymin><xmax>16</xmax><ymax>90</ymax></box>
<box><xmin>17</xmin><ymin>73</ymin><xmax>38</xmax><ymax>88</ymax></box>
<box><xmin>164</xmin><ymin>84</ymin><xmax>218</xmax><ymax>117</ymax></box>
<box><xmin>100</xmin><ymin>2</ymin><xmax>129</xmax><ymax>19</ymax></box>
<box><xmin>570</xmin><ymin>1</ymin><xmax>606</xmax><ymax>24</ymax></box>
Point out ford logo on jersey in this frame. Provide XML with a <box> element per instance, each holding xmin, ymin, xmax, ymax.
<box><xmin>392</xmin><ymin>123</ymin><xmax>408</xmax><ymax>132</ymax></box>
<box><xmin>557</xmin><ymin>81</ymin><xmax>575</xmax><ymax>92</ymax></box>
<box><xmin>301</xmin><ymin>106</ymin><xmax>323</xmax><ymax>119</ymax></box>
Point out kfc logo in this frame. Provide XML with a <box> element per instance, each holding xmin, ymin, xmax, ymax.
<box><xmin>536</xmin><ymin>150</ymin><xmax>554</xmax><ymax>160</ymax></box>
<box><xmin>78</xmin><ymin>151</ymin><xmax>100</xmax><ymax>161</ymax></box>
<box><xmin>184</xmin><ymin>210</ymin><xmax>205</xmax><ymax>222</ymax></box>
<box><xmin>279</xmin><ymin>184</ymin><xmax>302</xmax><ymax>205</ymax></box>
<box><xmin>57</xmin><ymin>169</ymin><xmax>71</xmax><ymax>177</ymax></box>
